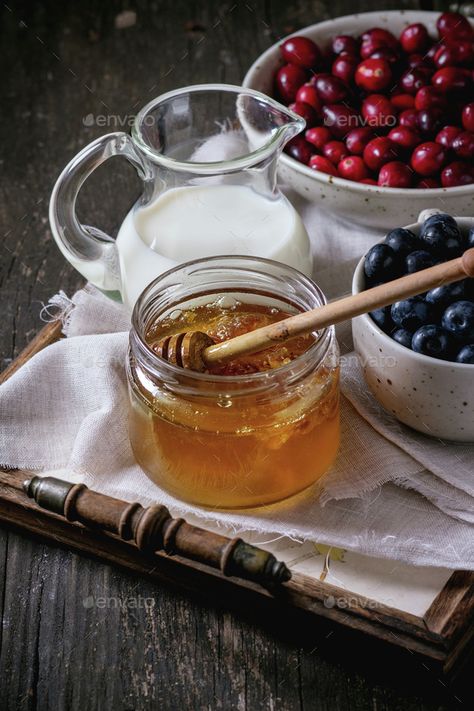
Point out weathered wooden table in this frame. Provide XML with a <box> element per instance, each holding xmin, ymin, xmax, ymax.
<box><xmin>1</xmin><ymin>1</ymin><xmax>472</xmax><ymax>708</ymax></box>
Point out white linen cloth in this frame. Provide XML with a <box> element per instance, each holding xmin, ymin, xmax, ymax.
<box><xmin>1</xmin><ymin>131</ymin><xmax>473</xmax><ymax>569</ymax></box>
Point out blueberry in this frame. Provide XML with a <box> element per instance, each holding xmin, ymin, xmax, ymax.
<box><xmin>411</xmin><ymin>325</ymin><xmax>455</xmax><ymax>360</ymax></box>
<box><xmin>384</xmin><ymin>228</ymin><xmax>420</xmax><ymax>257</ymax></box>
<box><xmin>425</xmin><ymin>280</ymin><xmax>469</xmax><ymax>311</ymax></box>
<box><xmin>369</xmin><ymin>306</ymin><xmax>393</xmax><ymax>333</ymax></box>
<box><xmin>422</xmin><ymin>213</ymin><xmax>458</xmax><ymax>230</ymax></box>
<box><xmin>391</xmin><ymin>296</ymin><xmax>434</xmax><ymax>332</ymax></box>
<box><xmin>405</xmin><ymin>250</ymin><xmax>439</xmax><ymax>274</ymax></box>
<box><xmin>392</xmin><ymin>328</ymin><xmax>413</xmax><ymax>349</ymax></box>
<box><xmin>467</xmin><ymin>227</ymin><xmax>474</xmax><ymax>249</ymax></box>
<box><xmin>442</xmin><ymin>301</ymin><xmax>474</xmax><ymax>342</ymax></box>
<box><xmin>364</xmin><ymin>244</ymin><xmax>401</xmax><ymax>283</ymax></box>
<box><xmin>419</xmin><ymin>213</ymin><xmax>463</xmax><ymax>257</ymax></box>
<box><xmin>456</xmin><ymin>344</ymin><xmax>474</xmax><ymax>364</ymax></box>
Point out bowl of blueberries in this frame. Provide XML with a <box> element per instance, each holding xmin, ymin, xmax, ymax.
<box><xmin>243</xmin><ymin>10</ymin><xmax>474</xmax><ymax>228</ymax></box>
<box><xmin>352</xmin><ymin>210</ymin><xmax>474</xmax><ymax>441</ymax></box>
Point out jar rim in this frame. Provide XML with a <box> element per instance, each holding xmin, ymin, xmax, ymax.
<box><xmin>130</xmin><ymin>255</ymin><xmax>332</xmax><ymax>392</ymax></box>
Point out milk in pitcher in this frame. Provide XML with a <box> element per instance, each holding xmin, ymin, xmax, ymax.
<box><xmin>117</xmin><ymin>184</ymin><xmax>312</xmax><ymax>307</ymax></box>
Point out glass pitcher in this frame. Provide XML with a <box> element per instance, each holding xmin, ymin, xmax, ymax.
<box><xmin>49</xmin><ymin>84</ymin><xmax>312</xmax><ymax>308</ymax></box>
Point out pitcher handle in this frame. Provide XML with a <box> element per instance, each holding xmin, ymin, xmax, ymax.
<box><xmin>49</xmin><ymin>132</ymin><xmax>149</xmax><ymax>297</ymax></box>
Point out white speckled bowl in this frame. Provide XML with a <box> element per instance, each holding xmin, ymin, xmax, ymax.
<box><xmin>352</xmin><ymin>211</ymin><xmax>474</xmax><ymax>442</ymax></box>
<box><xmin>243</xmin><ymin>10</ymin><xmax>474</xmax><ymax>229</ymax></box>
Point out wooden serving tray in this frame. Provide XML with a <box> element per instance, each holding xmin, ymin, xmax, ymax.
<box><xmin>1</xmin><ymin>321</ymin><xmax>473</xmax><ymax>675</ymax></box>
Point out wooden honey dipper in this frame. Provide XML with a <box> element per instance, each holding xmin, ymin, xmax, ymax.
<box><xmin>156</xmin><ymin>249</ymin><xmax>474</xmax><ymax>372</ymax></box>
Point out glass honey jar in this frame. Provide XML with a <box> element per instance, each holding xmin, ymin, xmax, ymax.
<box><xmin>127</xmin><ymin>256</ymin><xmax>340</xmax><ymax>509</ymax></box>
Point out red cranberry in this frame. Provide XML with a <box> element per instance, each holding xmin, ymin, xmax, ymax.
<box><xmin>417</xmin><ymin>108</ymin><xmax>444</xmax><ymax>136</ymax></box>
<box><xmin>437</xmin><ymin>12</ymin><xmax>473</xmax><ymax>42</ymax></box>
<box><xmin>388</xmin><ymin>126</ymin><xmax>421</xmax><ymax>150</ymax></box>
<box><xmin>289</xmin><ymin>101</ymin><xmax>318</xmax><ymax>127</ymax></box>
<box><xmin>462</xmin><ymin>103</ymin><xmax>474</xmax><ymax>131</ymax></box>
<box><xmin>361</xmin><ymin>27</ymin><xmax>399</xmax><ymax>47</ymax></box>
<box><xmin>322</xmin><ymin>103</ymin><xmax>358</xmax><ymax>138</ymax></box>
<box><xmin>305</xmin><ymin>126</ymin><xmax>331</xmax><ymax>150</ymax></box>
<box><xmin>360</xmin><ymin>28</ymin><xmax>399</xmax><ymax>59</ymax></box>
<box><xmin>441</xmin><ymin>160</ymin><xmax>474</xmax><ymax>187</ymax></box>
<box><xmin>378</xmin><ymin>161</ymin><xmax>413</xmax><ymax>187</ymax></box>
<box><xmin>332</xmin><ymin>35</ymin><xmax>359</xmax><ymax>56</ymax></box>
<box><xmin>369</xmin><ymin>47</ymin><xmax>400</xmax><ymax>64</ymax></box>
<box><xmin>308</xmin><ymin>72</ymin><xmax>324</xmax><ymax>86</ymax></box>
<box><xmin>416</xmin><ymin>177</ymin><xmax>441</xmax><ymax>188</ymax></box>
<box><xmin>338</xmin><ymin>155</ymin><xmax>370</xmax><ymax>181</ymax></box>
<box><xmin>411</xmin><ymin>141</ymin><xmax>447</xmax><ymax>176</ymax></box>
<box><xmin>323</xmin><ymin>140</ymin><xmax>349</xmax><ymax>165</ymax></box>
<box><xmin>362</xmin><ymin>94</ymin><xmax>396</xmax><ymax>128</ymax></box>
<box><xmin>407</xmin><ymin>53</ymin><xmax>428</xmax><ymax>69</ymax></box>
<box><xmin>345</xmin><ymin>126</ymin><xmax>374</xmax><ymax>154</ymax></box>
<box><xmin>355</xmin><ymin>58</ymin><xmax>392</xmax><ymax>91</ymax></box>
<box><xmin>400</xmin><ymin>23</ymin><xmax>430</xmax><ymax>54</ymax></box>
<box><xmin>391</xmin><ymin>93</ymin><xmax>415</xmax><ymax>110</ymax></box>
<box><xmin>455</xmin><ymin>40</ymin><xmax>474</xmax><ymax>65</ymax></box>
<box><xmin>432</xmin><ymin>67</ymin><xmax>472</xmax><ymax>92</ymax></box>
<box><xmin>450</xmin><ymin>40</ymin><xmax>474</xmax><ymax>66</ymax></box>
<box><xmin>434</xmin><ymin>41</ymin><xmax>474</xmax><ymax>69</ymax></box>
<box><xmin>435</xmin><ymin>125</ymin><xmax>463</xmax><ymax>149</ymax></box>
<box><xmin>314</xmin><ymin>74</ymin><xmax>348</xmax><ymax>104</ymax></box>
<box><xmin>363</xmin><ymin>137</ymin><xmax>398</xmax><ymax>171</ymax></box>
<box><xmin>414</xmin><ymin>86</ymin><xmax>446</xmax><ymax>111</ymax></box>
<box><xmin>433</xmin><ymin>42</ymin><xmax>448</xmax><ymax>68</ymax></box>
<box><xmin>400</xmin><ymin>67</ymin><xmax>431</xmax><ymax>95</ymax></box>
<box><xmin>361</xmin><ymin>178</ymin><xmax>377</xmax><ymax>185</ymax></box>
<box><xmin>280</xmin><ymin>36</ymin><xmax>321</xmax><ymax>68</ymax></box>
<box><xmin>399</xmin><ymin>108</ymin><xmax>419</xmax><ymax>130</ymax></box>
<box><xmin>332</xmin><ymin>55</ymin><xmax>359</xmax><ymax>84</ymax></box>
<box><xmin>309</xmin><ymin>154</ymin><xmax>339</xmax><ymax>176</ymax></box>
<box><xmin>296</xmin><ymin>83</ymin><xmax>322</xmax><ymax>111</ymax></box>
<box><xmin>285</xmin><ymin>136</ymin><xmax>314</xmax><ymax>164</ymax></box>
<box><xmin>452</xmin><ymin>131</ymin><xmax>474</xmax><ymax>159</ymax></box>
<box><xmin>275</xmin><ymin>64</ymin><xmax>307</xmax><ymax>103</ymax></box>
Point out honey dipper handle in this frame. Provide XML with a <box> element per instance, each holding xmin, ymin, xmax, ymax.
<box><xmin>203</xmin><ymin>248</ymin><xmax>474</xmax><ymax>366</ymax></box>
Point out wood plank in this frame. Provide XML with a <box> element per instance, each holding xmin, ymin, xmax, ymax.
<box><xmin>425</xmin><ymin>571</ymin><xmax>474</xmax><ymax>641</ymax></box>
<box><xmin>0</xmin><ymin>320</ymin><xmax>63</xmax><ymax>385</ymax></box>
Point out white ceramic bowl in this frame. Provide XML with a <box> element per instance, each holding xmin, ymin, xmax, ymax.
<box><xmin>352</xmin><ymin>210</ymin><xmax>474</xmax><ymax>442</ymax></box>
<box><xmin>243</xmin><ymin>10</ymin><xmax>474</xmax><ymax>229</ymax></box>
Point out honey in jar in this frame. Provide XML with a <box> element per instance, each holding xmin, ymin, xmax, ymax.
<box><xmin>127</xmin><ymin>257</ymin><xmax>340</xmax><ymax>509</ymax></box>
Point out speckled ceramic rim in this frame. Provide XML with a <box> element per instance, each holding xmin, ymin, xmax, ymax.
<box><xmin>243</xmin><ymin>10</ymin><xmax>474</xmax><ymax>197</ymax></box>
<box><xmin>352</xmin><ymin>216</ymin><xmax>474</xmax><ymax>369</ymax></box>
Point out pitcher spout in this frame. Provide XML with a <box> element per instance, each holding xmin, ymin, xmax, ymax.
<box><xmin>235</xmin><ymin>90</ymin><xmax>306</xmax><ymax>157</ymax></box>
<box><xmin>271</xmin><ymin>103</ymin><xmax>307</xmax><ymax>146</ymax></box>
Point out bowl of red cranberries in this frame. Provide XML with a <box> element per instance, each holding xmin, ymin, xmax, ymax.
<box><xmin>352</xmin><ymin>210</ymin><xmax>474</xmax><ymax>441</ymax></box>
<box><xmin>243</xmin><ymin>10</ymin><xmax>474</xmax><ymax>229</ymax></box>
